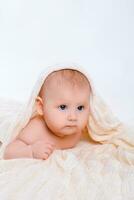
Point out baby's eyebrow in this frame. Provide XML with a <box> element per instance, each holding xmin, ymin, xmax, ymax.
<box><xmin>75</xmin><ymin>100</ymin><xmax>88</xmax><ymax>104</ymax></box>
<box><xmin>56</xmin><ymin>99</ymin><xmax>89</xmax><ymax>105</ymax></box>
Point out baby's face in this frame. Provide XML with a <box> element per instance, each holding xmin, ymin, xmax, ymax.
<box><xmin>42</xmin><ymin>84</ymin><xmax>90</xmax><ymax>137</ymax></box>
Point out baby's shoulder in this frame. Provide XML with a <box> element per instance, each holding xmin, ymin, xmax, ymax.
<box><xmin>16</xmin><ymin>116</ymin><xmax>46</xmax><ymax>145</ymax></box>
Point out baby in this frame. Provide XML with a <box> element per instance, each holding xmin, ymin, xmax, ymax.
<box><xmin>4</xmin><ymin>69</ymin><xmax>92</xmax><ymax>160</ymax></box>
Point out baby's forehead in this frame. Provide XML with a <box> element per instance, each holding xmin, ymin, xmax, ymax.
<box><xmin>46</xmin><ymin>80</ymin><xmax>90</xmax><ymax>96</ymax></box>
<box><xmin>55</xmin><ymin>84</ymin><xmax>89</xmax><ymax>93</ymax></box>
<box><xmin>47</xmin><ymin>83</ymin><xmax>91</xmax><ymax>104</ymax></box>
<box><xmin>40</xmin><ymin>83</ymin><xmax>90</xmax><ymax>105</ymax></box>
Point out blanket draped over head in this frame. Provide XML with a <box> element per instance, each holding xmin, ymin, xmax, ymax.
<box><xmin>0</xmin><ymin>63</ymin><xmax>134</xmax><ymax>200</ymax></box>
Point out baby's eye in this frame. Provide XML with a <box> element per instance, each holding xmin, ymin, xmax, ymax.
<box><xmin>77</xmin><ymin>105</ymin><xmax>84</xmax><ymax>111</ymax></box>
<box><xmin>59</xmin><ymin>105</ymin><xmax>67</xmax><ymax>110</ymax></box>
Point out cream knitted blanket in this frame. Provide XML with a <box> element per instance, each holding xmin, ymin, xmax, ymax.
<box><xmin>0</xmin><ymin>63</ymin><xmax>134</xmax><ymax>200</ymax></box>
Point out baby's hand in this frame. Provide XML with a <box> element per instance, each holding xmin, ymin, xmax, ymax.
<box><xmin>31</xmin><ymin>140</ymin><xmax>55</xmax><ymax>160</ymax></box>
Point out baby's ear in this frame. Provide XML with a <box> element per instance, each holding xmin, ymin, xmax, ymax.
<box><xmin>35</xmin><ymin>96</ymin><xmax>44</xmax><ymax>116</ymax></box>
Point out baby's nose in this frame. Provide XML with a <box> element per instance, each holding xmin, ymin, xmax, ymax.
<box><xmin>67</xmin><ymin>110</ymin><xmax>77</xmax><ymax>121</ymax></box>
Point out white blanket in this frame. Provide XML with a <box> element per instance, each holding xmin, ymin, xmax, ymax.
<box><xmin>0</xmin><ymin>63</ymin><xmax>134</xmax><ymax>200</ymax></box>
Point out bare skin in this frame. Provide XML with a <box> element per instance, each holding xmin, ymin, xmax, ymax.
<box><xmin>4</xmin><ymin>116</ymin><xmax>85</xmax><ymax>160</ymax></box>
<box><xmin>4</xmin><ymin>82</ymin><xmax>90</xmax><ymax>160</ymax></box>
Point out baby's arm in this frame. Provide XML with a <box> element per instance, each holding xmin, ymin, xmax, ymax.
<box><xmin>4</xmin><ymin>117</ymin><xmax>55</xmax><ymax>160</ymax></box>
<box><xmin>3</xmin><ymin>139</ymin><xmax>33</xmax><ymax>159</ymax></box>
<box><xmin>4</xmin><ymin>139</ymin><xmax>55</xmax><ymax>160</ymax></box>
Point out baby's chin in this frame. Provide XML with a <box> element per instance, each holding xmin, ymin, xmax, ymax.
<box><xmin>53</xmin><ymin>129</ymin><xmax>77</xmax><ymax>137</ymax></box>
<box><xmin>47</xmin><ymin>125</ymin><xmax>78</xmax><ymax>137</ymax></box>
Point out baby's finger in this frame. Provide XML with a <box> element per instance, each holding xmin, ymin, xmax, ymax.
<box><xmin>46</xmin><ymin>143</ymin><xmax>55</xmax><ymax>150</ymax></box>
<box><xmin>43</xmin><ymin>152</ymin><xmax>49</xmax><ymax>160</ymax></box>
<box><xmin>45</xmin><ymin>141</ymin><xmax>55</xmax><ymax>146</ymax></box>
<box><xmin>44</xmin><ymin>147</ymin><xmax>52</xmax><ymax>155</ymax></box>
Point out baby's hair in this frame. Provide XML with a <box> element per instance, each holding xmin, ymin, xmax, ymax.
<box><xmin>39</xmin><ymin>69</ymin><xmax>93</xmax><ymax>99</ymax></box>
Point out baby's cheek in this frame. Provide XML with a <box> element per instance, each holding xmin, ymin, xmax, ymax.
<box><xmin>48</xmin><ymin>115</ymin><xmax>63</xmax><ymax>129</ymax></box>
<box><xmin>80</xmin><ymin>117</ymin><xmax>89</xmax><ymax>129</ymax></box>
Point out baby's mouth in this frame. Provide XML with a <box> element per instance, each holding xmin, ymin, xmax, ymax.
<box><xmin>65</xmin><ymin>125</ymin><xmax>77</xmax><ymax>129</ymax></box>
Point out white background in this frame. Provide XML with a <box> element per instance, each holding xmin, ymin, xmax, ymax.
<box><xmin>0</xmin><ymin>0</ymin><xmax>134</xmax><ymax>125</ymax></box>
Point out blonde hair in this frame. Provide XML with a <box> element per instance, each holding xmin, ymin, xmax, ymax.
<box><xmin>39</xmin><ymin>69</ymin><xmax>92</xmax><ymax>100</ymax></box>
